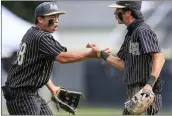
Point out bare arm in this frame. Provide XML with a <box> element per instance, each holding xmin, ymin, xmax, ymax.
<box><xmin>151</xmin><ymin>52</ymin><xmax>165</xmax><ymax>78</ymax></box>
<box><xmin>46</xmin><ymin>79</ymin><xmax>60</xmax><ymax>95</ymax></box>
<box><xmin>144</xmin><ymin>52</ymin><xmax>165</xmax><ymax>90</ymax></box>
<box><xmin>106</xmin><ymin>55</ymin><xmax>125</xmax><ymax>70</ymax></box>
<box><xmin>86</xmin><ymin>43</ymin><xmax>124</xmax><ymax>70</ymax></box>
<box><xmin>55</xmin><ymin>51</ymin><xmax>97</xmax><ymax>64</ymax></box>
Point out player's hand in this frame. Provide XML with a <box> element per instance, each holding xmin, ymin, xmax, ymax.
<box><xmin>86</xmin><ymin>43</ymin><xmax>111</xmax><ymax>57</ymax></box>
<box><xmin>86</xmin><ymin>43</ymin><xmax>101</xmax><ymax>53</ymax></box>
<box><xmin>86</xmin><ymin>43</ymin><xmax>101</xmax><ymax>58</ymax></box>
<box><xmin>143</xmin><ymin>84</ymin><xmax>153</xmax><ymax>91</ymax></box>
<box><xmin>142</xmin><ymin>84</ymin><xmax>153</xmax><ymax>100</ymax></box>
<box><xmin>103</xmin><ymin>48</ymin><xmax>111</xmax><ymax>54</ymax></box>
<box><xmin>51</xmin><ymin>86</ymin><xmax>61</xmax><ymax>95</ymax></box>
<box><xmin>86</xmin><ymin>43</ymin><xmax>111</xmax><ymax>54</ymax></box>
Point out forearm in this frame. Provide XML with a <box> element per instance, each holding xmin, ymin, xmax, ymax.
<box><xmin>56</xmin><ymin>51</ymin><xmax>94</xmax><ymax>64</ymax></box>
<box><xmin>151</xmin><ymin>53</ymin><xmax>165</xmax><ymax>78</ymax></box>
<box><xmin>106</xmin><ymin>55</ymin><xmax>125</xmax><ymax>70</ymax></box>
<box><xmin>145</xmin><ymin>53</ymin><xmax>165</xmax><ymax>88</ymax></box>
<box><xmin>97</xmin><ymin>50</ymin><xmax>124</xmax><ymax>70</ymax></box>
<box><xmin>46</xmin><ymin>79</ymin><xmax>57</xmax><ymax>91</ymax></box>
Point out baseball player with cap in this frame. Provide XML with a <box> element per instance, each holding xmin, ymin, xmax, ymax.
<box><xmin>87</xmin><ymin>1</ymin><xmax>165</xmax><ymax>115</ymax></box>
<box><xmin>2</xmin><ymin>2</ymin><xmax>110</xmax><ymax>115</ymax></box>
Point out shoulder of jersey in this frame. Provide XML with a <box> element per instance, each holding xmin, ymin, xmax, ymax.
<box><xmin>31</xmin><ymin>26</ymin><xmax>53</xmax><ymax>39</ymax></box>
<box><xmin>136</xmin><ymin>22</ymin><xmax>152</xmax><ymax>33</ymax></box>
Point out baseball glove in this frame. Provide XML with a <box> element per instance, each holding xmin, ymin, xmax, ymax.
<box><xmin>51</xmin><ymin>87</ymin><xmax>83</xmax><ymax>115</ymax></box>
<box><xmin>125</xmin><ymin>88</ymin><xmax>155</xmax><ymax>115</ymax></box>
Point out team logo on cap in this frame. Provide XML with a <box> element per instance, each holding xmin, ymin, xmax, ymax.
<box><xmin>50</xmin><ymin>4</ymin><xmax>58</xmax><ymax>10</ymax></box>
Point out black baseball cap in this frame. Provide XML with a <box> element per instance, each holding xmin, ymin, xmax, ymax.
<box><xmin>35</xmin><ymin>2</ymin><xmax>66</xmax><ymax>19</ymax></box>
<box><xmin>108</xmin><ymin>1</ymin><xmax>142</xmax><ymax>10</ymax></box>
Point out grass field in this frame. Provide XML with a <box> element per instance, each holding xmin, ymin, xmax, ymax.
<box><xmin>2</xmin><ymin>107</ymin><xmax>172</xmax><ymax>115</ymax></box>
<box><xmin>53</xmin><ymin>107</ymin><xmax>172</xmax><ymax>115</ymax></box>
<box><xmin>2</xmin><ymin>86</ymin><xmax>172</xmax><ymax>115</ymax></box>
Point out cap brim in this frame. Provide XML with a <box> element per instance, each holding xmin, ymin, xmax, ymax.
<box><xmin>44</xmin><ymin>11</ymin><xmax>66</xmax><ymax>16</ymax></box>
<box><xmin>108</xmin><ymin>4</ymin><xmax>126</xmax><ymax>8</ymax></box>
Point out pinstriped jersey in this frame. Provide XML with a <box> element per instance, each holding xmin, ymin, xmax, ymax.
<box><xmin>6</xmin><ymin>26</ymin><xmax>67</xmax><ymax>89</ymax></box>
<box><xmin>117</xmin><ymin>19</ymin><xmax>161</xmax><ymax>85</ymax></box>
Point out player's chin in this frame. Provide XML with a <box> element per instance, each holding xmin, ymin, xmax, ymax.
<box><xmin>117</xmin><ymin>20</ymin><xmax>123</xmax><ymax>24</ymax></box>
<box><xmin>53</xmin><ymin>26</ymin><xmax>58</xmax><ymax>31</ymax></box>
<box><xmin>49</xmin><ymin>28</ymin><xmax>56</xmax><ymax>33</ymax></box>
<box><xmin>50</xmin><ymin>30</ymin><xmax>55</xmax><ymax>33</ymax></box>
<box><xmin>115</xmin><ymin>18</ymin><xmax>122</xmax><ymax>24</ymax></box>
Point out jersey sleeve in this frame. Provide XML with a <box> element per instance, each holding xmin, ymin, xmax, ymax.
<box><xmin>117</xmin><ymin>42</ymin><xmax>125</xmax><ymax>61</ymax></box>
<box><xmin>139</xmin><ymin>30</ymin><xmax>161</xmax><ymax>54</ymax></box>
<box><xmin>39</xmin><ymin>35</ymin><xmax>67</xmax><ymax>60</ymax></box>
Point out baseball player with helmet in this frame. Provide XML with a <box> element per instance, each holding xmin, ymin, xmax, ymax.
<box><xmin>2</xmin><ymin>2</ymin><xmax>110</xmax><ymax>115</ymax></box>
<box><xmin>87</xmin><ymin>1</ymin><xmax>165</xmax><ymax>115</ymax></box>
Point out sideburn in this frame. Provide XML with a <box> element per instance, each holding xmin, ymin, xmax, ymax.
<box><xmin>117</xmin><ymin>12</ymin><xmax>123</xmax><ymax>21</ymax></box>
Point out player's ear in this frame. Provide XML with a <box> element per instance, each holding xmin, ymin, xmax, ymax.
<box><xmin>37</xmin><ymin>17</ymin><xmax>44</xmax><ymax>24</ymax></box>
<box><xmin>125</xmin><ymin>10</ymin><xmax>131</xmax><ymax>17</ymax></box>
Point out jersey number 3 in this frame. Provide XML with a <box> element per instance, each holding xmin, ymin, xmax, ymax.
<box><xmin>16</xmin><ymin>43</ymin><xmax>27</xmax><ymax>65</ymax></box>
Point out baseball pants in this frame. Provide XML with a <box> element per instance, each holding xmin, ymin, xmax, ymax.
<box><xmin>5</xmin><ymin>87</ymin><xmax>53</xmax><ymax>115</ymax></box>
<box><xmin>122</xmin><ymin>84</ymin><xmax>162</xmax><ymax>115</ymax></box>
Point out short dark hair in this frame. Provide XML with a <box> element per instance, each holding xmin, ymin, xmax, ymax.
<box><xmin>35</xmin><ymin>19</ymin><xmax>38</xmax><ymax>24</ymax></box>
<box><xmin>35</xmin><ymin>16</ymin><xmax>44</xmax><ymax>24</ymax></box>
<box><xmin>123</xmin><ymin>8</ymin><xmax>143</xmax><ymax>19</ymax></box>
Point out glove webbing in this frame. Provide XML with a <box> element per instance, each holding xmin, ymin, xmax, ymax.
<box><xmin>54</xmin><ymin>96</ymin><xmax>76</xmax><ymax>115</ymax></box>
<box><xmin>67</xmin><ymin>94</ymin><xmax>81</xmax><ymax>109</ymax></box>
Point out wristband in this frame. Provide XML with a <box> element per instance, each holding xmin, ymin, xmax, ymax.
<box><xmin>100</xmin><ymin>50</ymin><xmax>110</xmax><ymax>61</ymax></box>
<box><xmin>146</xmin><ymin>75</ymin><xmax>157</xmax><ymax>87</ymax></box>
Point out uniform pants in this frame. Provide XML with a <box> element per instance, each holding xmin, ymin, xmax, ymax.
<box><xmin>122</xmin><ymin>85</ymin><xmax>162</xmax><ymax>115</ymax></box>
<box><xmin>5</xmin><ymin>88</ymin><xmax>53</xmax><ymax>115</ymax></box>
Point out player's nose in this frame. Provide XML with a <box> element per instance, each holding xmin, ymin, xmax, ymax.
<box><xmin>55</xmin><ymin>17</ymin><xmax>59</xmax><ymax>24</ymax></box>
<box><xmin>114</xmin><ymin>10</ymin><xmax>118</xmax><ymax>16</ymax></box>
